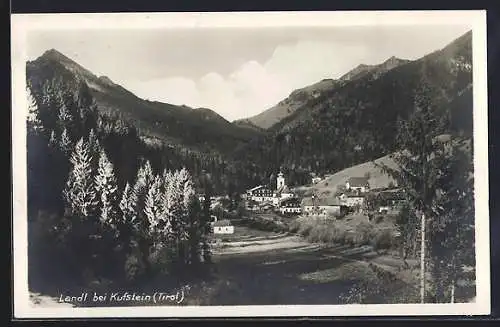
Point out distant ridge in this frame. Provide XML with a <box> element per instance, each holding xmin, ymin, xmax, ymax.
<box><xmin>237</xmin><ymin>56</ymin><xmax>410</xmax><ymax>130</ymax></box>
<box><xmin>26</xmin><ymin>49</ymin><xmax>263</xmax><ymax>155</ymax></box>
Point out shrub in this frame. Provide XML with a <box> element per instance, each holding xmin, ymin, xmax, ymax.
<box><xmin>298</xmin><ymin>221</ymin><xmax>314</xmax><ymax>237</ymax></box>
<box><xmin>124</xmin><ymin>253</ymin><xmax>145</xmax><ymax>282</ymax></box>
<box><xmin>371</xmin><ymin>229</ymin><xmax>394</xmax><ymax>250</ymax></box>
<box><xmin>288</xmin><ymin>220</ymin><xmax>301</xmax><ymax>233</ymax></box>
<box><xmin>354</xmin><ymin>222</ymin><xmax>374</xmax><ymax>246</ymax></box>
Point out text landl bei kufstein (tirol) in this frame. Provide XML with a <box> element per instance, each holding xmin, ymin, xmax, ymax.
<box><xmin>58</xmin><ymin>289</ymin><xmax>186</xmax><ymax>305</ymax></box>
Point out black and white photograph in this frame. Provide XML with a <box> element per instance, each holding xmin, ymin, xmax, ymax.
<box><xmin>11</xmin><ymin>11</ymin><xmax>489</xmax><ymax>318</ymax></box>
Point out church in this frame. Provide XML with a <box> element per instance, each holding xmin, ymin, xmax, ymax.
<box><xmin>272</xmin><ymin>172</ymin><xmax>294</xmax><ymax>205</ymax></box>
<box><xmin>246</xmin><ymin>172</ymin><xmax>294</xmax><ymax>205</ymax></box>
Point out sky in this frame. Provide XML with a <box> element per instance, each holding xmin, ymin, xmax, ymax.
<box><xmin>27</xmin><ymin>25</ymin><xmax>470</xmax><ymax>121</ymax></box>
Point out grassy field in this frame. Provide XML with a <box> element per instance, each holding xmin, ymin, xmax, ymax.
<box><xmin>288</xmin><ymin>214</ymin><xmax>399</xmax><ymax>251</ymax></box>
<box><xmin>293</xmin><ymin>154</ymin><xmax>398</xmax><ymax>198</ymax></box>
<box><xmin>29</xmin><ymin>223</ymin><xmax>475</xmax><ymax>307</ymax></box>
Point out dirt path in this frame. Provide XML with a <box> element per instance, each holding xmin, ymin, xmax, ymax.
<box><xmin>186</xmin><ymin>226</ymin><xmax>417</xmax><ymax>305</ymax></box>
<box><xmin>28</xmin><ymin>226</ymin><xmax>474</xmax><ymax>307</ymax></box>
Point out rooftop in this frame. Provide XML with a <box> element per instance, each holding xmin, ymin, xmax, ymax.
<box><xmin>347</xmin><ymin>176</ymin><xmax>370</xmax><ymax>187</ymax></box>
<box><xmin>247</xmin><ymin>185</ymin><xmax>264</xmax><ymax>192</ymax></box>
<box><xmin>276</xmin><ymin>184</ymin><xmax>292</xmax><ymax>194</ymax></box>
<box><xmin>302</xmin><ymin>197</ymin><xmax>343</xmax><ymax>207</ymax></box>
<box><xmin>213</xmin><ymin>219</ymin><xmax>232</xmax><ymax>227</ymax></box>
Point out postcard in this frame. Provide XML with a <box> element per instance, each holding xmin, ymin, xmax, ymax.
<box><xmin>11</xmin><ymin>10</ymin><xmax>489</xmax><ymax>318</ymax></box>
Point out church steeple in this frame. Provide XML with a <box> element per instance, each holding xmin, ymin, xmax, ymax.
<box><xmin>277</xmin><ymin>171</ymin><xmax>285</xmax><ymax>190</ymax></box>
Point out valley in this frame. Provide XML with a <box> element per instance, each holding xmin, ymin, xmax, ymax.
<box><xmin>25</xmin><ymin>28</ymin><xmax>476</xmax><ymax>307</ymax></box>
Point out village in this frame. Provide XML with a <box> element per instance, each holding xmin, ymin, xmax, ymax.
<box><xmin>204</xmin><ymin>171</ymin><xmax>407</xmax><ymax>235</ymax></box>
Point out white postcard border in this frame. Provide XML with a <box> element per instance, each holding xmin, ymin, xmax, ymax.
<box><xmin>11</xmin><ymin>10</ymin><xmax>490</xmax><ymax>318</ymax></box>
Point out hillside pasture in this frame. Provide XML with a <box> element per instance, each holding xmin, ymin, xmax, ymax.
<box><xmin>293</xmin><ymin>154</ymin><xmax>398</xmax><ymax>199</ymax></box>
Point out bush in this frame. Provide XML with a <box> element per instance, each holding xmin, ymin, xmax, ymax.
<box><xmin>353</xmin><ymin>222</ymin><xmax>374</xmax><ymax>246</ymax></box>
<box><xmin>371</xmin><ymin>229</ymin><xmax>394</xmax><ymax>250</ymax></box>
<box><xmin>124</xmin><ymin>253</ymin><xmax>144</xmax><ymax>283</ymax></box>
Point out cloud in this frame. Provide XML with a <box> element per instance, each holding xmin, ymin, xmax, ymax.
<box><xmin>123</xmin><ymin>39</ymin><xmax>374</xmax><ymax>121</ymax></box>
<box><xmin>29</xmin><ymin>27</ymin><xmax>469</xmax><ymax>122</ymax></box>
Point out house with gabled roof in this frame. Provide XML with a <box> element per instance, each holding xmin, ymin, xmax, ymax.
<box><xmin>278</xmin><ymin>196</ymin><xmax>302</xmax><ymax>215</ymax></box>
<box><xmin>345</xmin><ymin>176</ymin><xmax>370</xmax><ymax>193</ymax></box>
<box><xmin>301</xmin><ymin>196</ymin><xmax>347</xmax><ymax>216</ymax></box>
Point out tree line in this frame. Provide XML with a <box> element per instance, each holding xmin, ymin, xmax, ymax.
<box><xmin>27</xmin><ymin>78</ymin><xmax>214</xmax><ymax>290</ymax></box>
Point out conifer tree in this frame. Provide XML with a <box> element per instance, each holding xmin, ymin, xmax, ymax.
<box><xmin>95</xmin><ymin>149</ymin><xmax>119</xmax><ymax>228</ymax></box>
<box><xmin>428</xmin><ymin>137</ymin><xmax>475</xmax><ymax>302</ymax></box>
<box><xmin>163</xmin><ymin>170</ymin><xmax>185</xmax><ymax>265</ymax></box>
<box><xmin>200</xmin><ymin>173</ymin><xmax>213</xmax><ymax>264</ymax></box>
<box><xmin>178</xmin><ymin>170</ymin><xmax>197</xmax><ymax>265</ymax></box>
<box><xmin>49</xmin><ymin>130</ymin><xmax>58</xmax><ymax>148</ymax></box>
<box><xmin>63</xmin><ymin>137</ymin><xmax>97</xmax><ymax>218</ymax></box>
<box><xmin>88</xmin><ymin>129</ymin><xmax>100</xmax><ymax>155</ymax></box>
<box><xmin>118</xmin><ymin>181</ymin><xmax>140</xmax><ymax>254</ymax></box>
<box><xmin>144</xmin><ymin>175</ymin><xmax>163</xmax><ymax>245</ymax></box>
<box><xmin>27</xmin><ymin>86</ymin><xmax>43</xmax><ymax>134</ymax></box>
<box><xmin>57</xmin><ymin>93</ymin><xmax>73</xmax><ymax>132</ymax></box>
<box><xmin>60</xmin><ymin>128</ymin><xmax>73</xmax><ymax>156</ymax></box>
<box><xmin>119</xmin><ymin>182</ymin><xmax>139</xmax><ymax>230</ymax></box>
<box><xmin>133</xmin><ymin>160</ymin><xmax>154</xmax><ymax>198</ymax></box>
<box><xmin>132</xmin><ymin>160</ymin><xmax>156</xmax><ymax>273</ymax></box>
<box><xmin>378</xmin><ymin>76</ymin><xmax>445</xmax><ymax>303</ymax></box>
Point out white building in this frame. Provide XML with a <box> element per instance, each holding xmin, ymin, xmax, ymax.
<box><xmin>246</xmin><ymin>171</ymin><xmax>294</xmax><ymax>205</ymax></box>
<box><xmin>278</xmin><ymin>197</ymin><xmax>302</xmax><ymax>215</ymax></box>
<box><xmin>345</xmin><ymin>176</ymin><xmax>370</xmax><ymax>193</ymax></box>
<box><xmin>302</xmin><ymin>196</ymin><xmax>345</xmax><ymax>216</ymax></box>
<box><xmin>212</xmin><ymin>220</ymin><xmax>234</xmax><ymax>234</ymax></box>
<box><xmin>246</xmin><ymin>185</ymin><xmax>274</xmax><ymax>203</ymax></box>
<box><xmin>343</xmin><ymin>195</ymin><xmax>365</xmax><ymax>207</ymax></box>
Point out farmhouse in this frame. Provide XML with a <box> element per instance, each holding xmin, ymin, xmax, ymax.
<box><xmin>345</xmin><ymin>176</ymin><xmax>370</xmax><ymax>193</ymax></box>
<box><xmin>343</xmin><ymin>194</ymin><xmax>365</xmax><ymax>207</ymax></box>
<box><xmin>374</xmin><ymin>189</ymin><xmax>406</xmax><ymax>211</ymax></box>
<box><xmin>278</xmin><ymin>197</ymin><xmax>302</xmax><ymax>215</ymax></box>
<box><xmin>301</xmin><ymin>197</ymin><xmax>345</xmax><ymax>216</ymax></box>
<box><xmin>212</xmin><ymin>219</ymin><xmax>234</xmax><ymax>234</ymax></box>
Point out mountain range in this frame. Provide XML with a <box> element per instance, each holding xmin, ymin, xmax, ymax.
<box><xmin>26</xmin><ymin>30</ymin><xmax>473</xmax><ymax>182</ymax></box>
<box><xmin>235</xmin><ymin>56</ymin><xmax>412</xmax><ymax>129</ymax></box>
<box><xmin>26</xmin><ymin>49</ymin><xmax>262</xmax><ymax>155</ymax></box>
<box><xmin>230</xmin><ymin>30</ymin><xmax>473</xmax><ymax>179</ymax></box>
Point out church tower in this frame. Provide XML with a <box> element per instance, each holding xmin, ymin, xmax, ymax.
<box><xmin>277</xmin><ymin>172</ymin><xmax>285</xmax><ymax>190</ymax></box>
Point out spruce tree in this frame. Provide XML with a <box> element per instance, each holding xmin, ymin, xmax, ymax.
<box><xmin>49</xmin><ymin>130</ymin><xmax>58</xmax><ymax>148</ymax></box>
<box><xmin>88</xmin><ymin>129</ymin><xmax>100</xmax><ymax>155</ymax></box>
<box><xmin>60</xmin><ymin>128</ymin><xmax>73</xmax><ymax>156</ymax></box>
<box><xmin>119</xmin><ymin>182</ymin><xmax>139</xmax><ymax>230</ymax></box>
<box><xmin>201</xmin><ymin>173</ymin><xmax>213</xmax><ymax>264</ymax></box>
<box><xmin>118</xmin><ymin>181</ymin><xmax>140</xmax><ymax>254</ymax></box>
<box><xmin>95</xmin><ymin>149</ymin><xmax>119</xmax><ymax>228</ymax></box>
<box><xmin>132</xmin><ymin>160</ymin><xmax>155</xmax><ymax>273</ymax></box>
<box><xmin>57</xmin><ymin>93</ymin><xmax>74</xmax><ymax>132</ymax></box>
<box><xmin>163</xmin><ymin>170</ymin><xmax>185</xmax><ymax>266</ymax></box>
<box><xmin>144</xmin><ymin>175</ymin><xmax>163</xmax><ymax>246</ymax></box>
<box><xmin>63</xmin><ymin>137</ymin><xmax>97</xmax><ymax>218</ymax></box>
<box><xmin>27</xmin><ymin>86</ymin><xmax>43</xmax><ymax>134</ymax></box>
<box><xmin>428</xmin><ymin>137</ymin><xmax>475</xmax><ymax>302</ymax></box>
<box><xmin>378</xmin><ymin>76</ymin><xmax>445</xmax><ymax>303</ymax></box>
